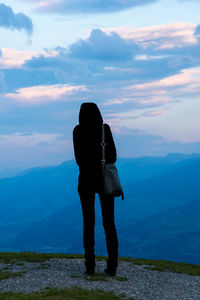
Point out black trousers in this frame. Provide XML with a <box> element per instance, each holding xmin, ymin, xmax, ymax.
<box><xmin>78</xmin><ymin>189</ymin><xmax>118</xmax><ymax>269</ymax></box>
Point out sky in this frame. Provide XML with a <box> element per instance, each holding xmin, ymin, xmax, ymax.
<box><xmin>1</xmin><ymin>0</ymin><xmax>200</xmax><ymax>170</ymax></box>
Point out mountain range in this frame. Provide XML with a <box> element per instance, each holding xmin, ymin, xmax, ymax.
<box><xmin>1</xmin><ymin>153</ymin><xmax>200</xmax><ymax>264</ymax></box>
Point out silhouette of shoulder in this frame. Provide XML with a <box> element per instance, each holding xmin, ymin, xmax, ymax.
<box><xmin>73</xmin><ymin>124</ymin><xmax>80</xmax><ymax>135</ymax></box>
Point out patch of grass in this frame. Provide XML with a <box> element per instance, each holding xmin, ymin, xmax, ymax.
<box><xmin>40</xmin><ymin>263</ymin><xmax>50</xmax><ymax>269</ymax></box>
<box><xmin>95</xmin><ymin>255</ymin><xmax>107</xmax><ymax>261</ymax></box>
<box><xmin>119</xmin><ymin>257</ymin><xmax>200</xmax><ymax>276</ymax></box>
<box><xmin>118</xmin><ymin>293</ymin><xmax>128</xmax><ymax>298</ymax></box>
<box><xmin>113</xmin><ymin>276</ymin><xmax>128</xmax><ymax>281</ymax></box>
<box><xmin>15</xmin><ymin>262</ymin><xmax>24</xmax><ymax>266</ymax></box>
<box><xmin>0</xmin><ymin>252</ymin><xmax>84</xmax><ymax>264</ymax></box>
<box><xmin>0</xmin><ymin>287</ymin><xmax>126</xmax><ymax>299</ymax></box>
<box><xmin>0</xmin><ymin>270</ymin><xmax>25</xmax><ymax>281</ymax></box>
<box><xmin>69</xmin><ymin>273</ymin><xmax>81</xmax><ymax>279</ymax></box>
<box><xmin>85</xmin><ymin>273</ymin><xmax>108</xmax><ymax>282</ymax></box>
<box><xmin>2</xmin><ymin>267</ymin><xmax>9</xmax><ymax>270</ymax></box>
<box><xmin>1</xmin><ymin>252</ymin><xmax>200</xmax><ymax>276</ymax></box>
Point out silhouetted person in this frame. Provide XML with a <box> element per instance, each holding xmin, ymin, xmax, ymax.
<box><xmin>73</xmin><ymin>102</ymin><xmax>118</xmax><ymax>276</ymax></box>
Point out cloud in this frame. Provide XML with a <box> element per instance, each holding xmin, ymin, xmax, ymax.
<box><xmin>0</xmin><ymin>71</ymin><xmax>7</xmax><ymax>92</ymax></box>
<box><xmin>5</xmin><ymin>84</ymin><xmax>88</xmax><ymax>104</ymax></box>
<box><xmin>0</xmin><ymin>132</ymin><xmax>72</xmax><ymax>169</ymax></box>
<box><xmin>92</xmin><ymin>125</ymin><xmax>200</xmax><ymax>157</ymax></box>
<box><xmin>22</xmin><ymin>24</ymin><xmax>200</xmax><ymax>80</ymax></box>
<box><xmin>3</xmin><ymin>24</ymin><xmax>200</xmax><ymax>113</ymax></box>
<box><xmin>21</xmin><ymin>28</ymin><xmax>181</xmax><ymax>90</ymax></box>
<box><xmin>194</xmin><ymin>24</ymin><xmax>200</xmax><ymax>41</ymax></box>
<box><xmin>31</xmin><ymin>0</ymin><xmax>158</xmax><ymax>14</ymax></box>
<box><xmin>23</xmin><ymin>0</ymin><xmax>200</xmax><ymax>15</ymax></box>
<box><xmin>69</xmin><ymin>29</ymin><xmax>139</xmax><ymax>61</ymax></box>
<box><xmin>118</xmin><ymin>67</ymin><xmax>200</xmax><ymax>106</ymax></box>
<box><xmin>0</xmin><ymin>132</ymin><xmax>62</xmax><ymax>146</ymax></box>
<box><xmin>126</xmin><ymin>67</ymin><xmax>200</xmax><ymax>92</ymax></box>
<box><xmin>101</xmin><ymin>66</ymin><xmax>200</xmax><ymax>110</ymax></box>
<box><xmin>142</xmin><ymin>109</ymin><xmax>167</xmax><ymax>117</ymax></box>
<box><xmin>1</xmin><ymin>129</ymin><xmax>200</xmax><ymax>170</ymax></box>
<box><xmin>0</xmin><ymin>48</ymin><xmax>59</xmax><ymax>69</ymax></box>
<box><xmin>105</xmin><ymin>22</ymin><xmax>198</xmax><ymax>50</ymax></box>
<box><xmin>100</xmin><ymin>67</ymin><xmax>200</xmax><ymax>136</ymax></box>
<box><xmin>0</xmin><ymin>3</ymin><xmax>33</xmax><ymax>35</ymax></box>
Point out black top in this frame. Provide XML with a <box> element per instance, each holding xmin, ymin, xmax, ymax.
<box><xmin>73</xmin><ymin>123</ymin><xmax>117</xmax><ymax>192</ymax></box>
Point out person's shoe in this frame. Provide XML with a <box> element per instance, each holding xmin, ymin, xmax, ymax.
<box><xmin>85</xmin><ymin>263</ymin><xmax>95</xmax><ymax>275</ymax></box>
<box><xmin>85</xmin><ymin>268</ymin><xmax>95</xmax><ymax>275</ymax></box>
<box><xmin>104</xmin><ymin>268</ymin><xmax>116</xmax><ymax>276</ymax></box>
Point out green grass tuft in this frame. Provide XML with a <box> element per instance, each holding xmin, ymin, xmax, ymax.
<box><xmin>119</xmin><ymin>257</ymin><xmax>200</xmax><ymax>276</ymax></box>
<box><xmin>0</xmin><ymin>287</ymin><xmax>126</xmax><ymax>299</ymax></box>
<box><xmin>69</xmin><ymin>273</ymin><xmax>81</xmax><ymax>279</ymax></box>
<box><xmin>113</xmin><ymin>276</ymin><xmax>128</xmax><ymax>281</ymax></box>
<box><xmin>0</xmin><ymin>252</ymin><xmax>200</xmax><ymax>276</ymax></box>
<box><xmin>85</xmin><ymin>273</ymin><xmax>108</xmax><ymax>281</ymax></box>
<box><xmin>0</xmin><ymin>252</ymin><xmax>84</xmax><ymax>264</ymax></box>
<box><xmin>0</xmin><ymin>270</ymin><xmax>26</xmax><ymax>281</ymax></box>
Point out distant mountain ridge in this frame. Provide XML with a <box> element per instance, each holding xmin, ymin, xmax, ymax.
<box><xmin>2</xmin><ymin>153</ymin><xmax>199</xmax><ymax>264</ymax></box>
<box><xmin>120</xmin><ymin>198</ymin><xmax>200</xmax><ymax>264</ymax></box>
<box><xmin>0</xmin><ymin>167</ymin><xmax>24</xmax><ymax>179</ymax></box>
<box><xmin>117</xmin><ymin>152</ymin><xmax>200</xmax><ymax>184</ymax></box>
<box><xmin>126</xmin><ymin>157</ymin><xmax>200</xmax><ymax>200</ymax></box>
<box><xmin>2</xmin><ymin>152</ymin><xmax>199</xmax><ymax>226</ymax></box>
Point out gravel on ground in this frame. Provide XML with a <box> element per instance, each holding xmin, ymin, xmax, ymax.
<box><xmin>0</xmin><ymin>258</ymin><xmax>200</xmax><ymax>300</ymax></box>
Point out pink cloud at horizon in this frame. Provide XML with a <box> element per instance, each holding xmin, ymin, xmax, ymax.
<box><xmin>106</xmin><ymin>67</ymin><xmax>200</xmax><ymax>107</ymax></box>
<box><xmin>5</xmin><ymin>84</ymin><xmax>88</xmax><ymax>104</ymax></box>
<box><xmin>0</xmin><ymin>132</ymin><xmax>63</xmax><ymax>146</ymax></box>
<box><xmin>125</xmin><ymin>68</ymin><xmax>200</xmax><ymax>96</ymax></box>
<box><xmin>104</xmin><ymin>22</ymin><xmax>197</xmax><ymax>50</ymax></box>
<box><xmin>0</xmin><ymin>48</ymin><xmax>59</xmax><ymax>69</ymax></box>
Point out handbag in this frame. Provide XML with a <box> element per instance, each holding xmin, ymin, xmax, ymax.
<box><xmin>101</xmin><ymin>124</ymin><xmax>124</xmax><ymax>200</ymax></box>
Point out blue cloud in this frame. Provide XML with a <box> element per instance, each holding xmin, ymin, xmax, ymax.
<box><xmin>0</xmin><ymin>3</ymin><xmax>33</xmax><ymax>35</ymax></box>
<box><xmin>0</xmin><ymin>71</ymin><xmax>7</xmax><ymax>92</ymax></box>
<box><xmin>20</xmin><ymin>29</ymin><xmax>144</xmax><ymax>88</ymax></box>
<box><xmin>114</xmin><ymin>128</ymin><xmax>200</xmax><ymax>157</ymax></box>
<box><xmin>5</xmin><ymin>26</ymin><xmax>199</xmax><ymax>94</ymax></box>
<box><xmin>194</xmin><ymin>24</ymin><xmax>200</xmax><ymax>41</ymax></box>
<box><xmin>4</xmin><ymin>68</ymin><xmax>59</xmax><ymax>92</ymax></box>
<box><xmin>69</xmin><ymin>29</ymin><xmax>139</xmax><ymax>61</ymax></box>
<box><xmin>34</xmin><ymin>0</ymin><xmax>159</xmax><ymax>14</ymax></box>
<box><xmin>147</xmin><ymin>29</ymin><xmax>200</xmax><ymax>69</ymax></box>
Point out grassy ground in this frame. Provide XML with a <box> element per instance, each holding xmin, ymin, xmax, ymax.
<box><xmin>0</xmin><ymin>287</ymin><xmax>127</xmax><ymax>300</ymax></box>
<box><xmin>118</xmin><ymin>256</ymin><xmax>200</xmax><ymax>276</ymax></box>
<box><xmin>0</xmin><ymin>252</ymin><xmax>199</xmax><ymax>299</ymax></box>
<box><xmin>0</xmin><ymin>252</ymin><xmax>84</xmax><ymax>264</ymax></box>
<box><xmin>0</xmin><ymin>252</ymin><xmax>199</xmax><ymax>276</ymax></box>
<box><xmin>0</xmin><ymin>270</ymin><xmax>26</xmax><ymax>281</ymax></box>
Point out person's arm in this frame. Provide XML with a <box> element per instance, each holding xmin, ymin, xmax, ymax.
<box><xmin>104</xmin><ymin>124</ymin><xmax>117</xmax><ymax>163</ymax></box>
<box><xmin>73</xmin><ymin>125</ymin><xmax>81</xmax><ymax>166</ymax></box>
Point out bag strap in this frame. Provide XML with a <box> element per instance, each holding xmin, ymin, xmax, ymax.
<box><xmin>101</xmin><ymin>124</ymin><xmax>106</xmax><ymax>165</ymax></box>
